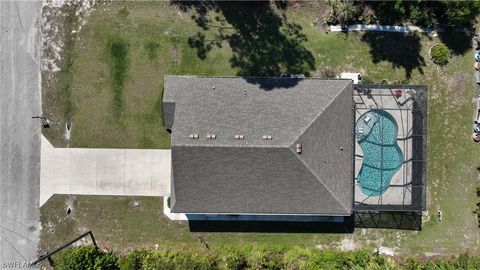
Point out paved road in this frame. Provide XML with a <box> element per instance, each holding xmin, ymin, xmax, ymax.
<box><xmin>0</xmin><ymin>1</ymin><xmax>41</xmax><ymax>268</ymax></box>
<box><xmin>40</xmin><ymin>136</ymin><xmax>171</xmax><ymax>206</ymax></box>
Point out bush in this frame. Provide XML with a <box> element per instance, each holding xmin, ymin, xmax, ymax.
<box><xmin>283</xmin><ymin>247</ymin><xmax>311</xmax><ymax>269</ymax></box>
<box><xmin>117</xmin><ymin>7</ymin><xmax>129</xmax><ymax>19</ymax></box>
<box><xmin>361</xmin><ymin>75</ymin><xmax>374</xmax><ymax>84</ymax></box>
<box><xmin>223</xmin><ymin>250</ymin><xmax>248</xmax><ymax>270</ymax></box>
<box><xmin>53</xmin><ymin>246</ymin><xmax>480</xmax><ymax>270</ymax></box>
<box><xmin>252</xmin><ymin>250</ymin><xmax>284</xmax><ymax>270</ymax></box>
<box><xmin>94</xmin><ymin>252</ymin><xmax>119</xmax><ymax>270</ymax></box>
<box><xmin>118</xmin><ymin>250</ymin><xmax>148</xmax><ymax>270</ymax></box>
<box><xmin>442</xmin><ymin>1</ymin><xmax>480</xmax><ymax>26</ymax></box>
<box><xmin>430</xmin><ymin>44</ymin><xmax>450</xmax><ymax>65</ymax></box>
<box><xmin>328</xmin><ymin>0</ymin><xmax>360</xmax><ymax>25</ymax></box>
<box><xmin>333</xmin><ymin>1</ymin><xmax>480</xmax><ymax>27</ymax></box>
<box><xmin>55</xmin><ymin>246</ymin><xmax>119</xmax><ymax>270</ymax></box>
<box><xmin>141</xmin><ymin>250</ymin><xmax>217</xmax><ymax>270</ymax></box>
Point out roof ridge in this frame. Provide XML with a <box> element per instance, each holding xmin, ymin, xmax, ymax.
<box><xmin>164</xmin><ymin>75</ymin><xmax>353</xmax><ymax>81</ymax></box>
<box><xmin>289</xmin><ymin>81</ymin><xmax>352</xmax><ymax>145</ymax></box>
<box><xmin>172</xmin><ymin>144</ymin><xmax>290</xmax><ymax>149</ymax></box>
<box><xmin>288</xmin><ymin>147</ymin><xmax>350</xmax><ymax>213</ymax></box>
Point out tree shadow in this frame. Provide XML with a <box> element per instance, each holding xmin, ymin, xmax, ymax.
<box><xmin>173</xmin><ymin>1</ymin><xmax>315</xmax><ymax>89</ymax></box>
<box><xmin>361</xmin><ymin>32</ymin><xmax>425</xmax><ymax>80</ymax></box>
<box><xmin>438</xmin><ymin>27</ymin><xmax>472</xmax><ymax>56</ymax></box>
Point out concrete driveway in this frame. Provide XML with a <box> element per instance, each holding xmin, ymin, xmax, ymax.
<box><xmin>40</xmin><ymin>136</ymin><xmax>171</xmax><ymax>206</ymax></box>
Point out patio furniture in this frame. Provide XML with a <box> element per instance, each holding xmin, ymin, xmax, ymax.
<box><xmin>473</xmin><ymin>123</ymin><xmax>480</xmax><ymax>133</ymax></box>
<box><xmin>396</xmin><ymin>90</ymin><xmax>413</xmax><ymax>106</ymax></box>
<box><xmin>364</xmin><ymin>115</ymin><xmax>371</xmax><ymax>123</ymax></box>
<box><xmin>473</xmin><ymin>133</ymin><xmax>480</xmax><ymax>143</ymax></box>
<box><xmin>474</xmin><ymin>98</ymin><xmax>480</xmax><ymax>123</ymax></box>
<box><xmin>394</xmin><ymin>89</ymin><xmax>403</xmax><ymax>98</ymax></box>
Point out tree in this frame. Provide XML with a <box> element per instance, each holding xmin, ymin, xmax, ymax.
<box><xmin>441</xmin><ymin>1</ymin><xmax>480</xmax><ymax>26</ymax></box>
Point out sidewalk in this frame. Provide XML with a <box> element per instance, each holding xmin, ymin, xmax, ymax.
<box><xmin>330</xmin><ymin>24</ymin><xmax>441</xmax><ymax>33</ymax></box>
<box><xmin>40</xmin><ymin>135</ymin><xmax>171</xmax><ymax>206</ymax></box>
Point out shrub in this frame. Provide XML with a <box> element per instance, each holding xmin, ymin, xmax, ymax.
<box><xmin>118</xmin><ymin>250</ymin><xmax>148</xmax><ymax>270</ymax></box>
<box><xmin>117</xmin><ymin>7</ymin><xmax>129</xmax><ymax>19</ymax></box>
<box><xmin>361</xmin><ymin>75</ymin><xmax>374</xmax><ymax>84</ymax></box>
<box><xmin>141</xmin><ymin>250</ymin><xmax>217</xmax><ymax>270</ymax></box>
<box><xmin>283</xmin><ymin>247</ymin><xmax>311</xmax><ymax>269</ymax></box>
<box><xmin>55</xmin><ymin>246</ymin><xmax>119</xmax><ymax>270</ymax></box>
<box><xmin>252</xmin><ymin>250</ymin><xmax>284</xmax><ymax>270</ymax></box>
<box><xmin>54</xmin><ymin>246</ymin><xmax>480</xmax><ymax>270</ymax></box>
<box><xmin>442</xmin><ymin>1</ymin><xmax>480</xmax><ymax>26</ymax></box>
<box><xmin>430</xmin><ymin>44</ymin><xmax>450</xmax><ymax>65</ymax></box>
<box><xmin>94</xmin><ymin>252</ymin><xmax>119</xmax><ymax>270</ymax></box>
<box><xmin>306</xmin><ymin>250</ymin><xmax>349</xmax><ymax>269</ymax></box>
<box><xmin>328</xmin><ymin>0</ymin><xmax>360</xmax><ymax>25</ymax></box>
<box><xmin>336</xmin><ymin>1</ymin><xmax>360</xmax><ymax>24</ymax></box>
<box><xmin>54</xmin><ymin>246</ymin><xmax>98</xmax><ymax>270</ymax></box>
<box><xmin>223</xmin><ymin>250</ymin><xmax>248</xmax><ymax>270</ymax></box>
<box><xmin>333</xmin><ymin>1</ymin><xmax>480</xmax><ymax>27</ymax></box>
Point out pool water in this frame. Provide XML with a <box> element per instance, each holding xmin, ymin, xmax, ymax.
<box><xmin>356</xmin><ymin>110</ymin><xmax>404</xmax><ymax>196</ymax></box>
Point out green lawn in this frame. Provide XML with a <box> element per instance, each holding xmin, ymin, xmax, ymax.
<box><xmin>41</xmin><ymin>1</ymin><xmax>480</xmax><ymax>257</ymax></box>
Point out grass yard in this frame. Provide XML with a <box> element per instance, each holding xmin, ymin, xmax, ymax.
<box><xmin>41</xmin><ymin>1</ymin><xmax>480</xmax><ymax>258</ymax></box>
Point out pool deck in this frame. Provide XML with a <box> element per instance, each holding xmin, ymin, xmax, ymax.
<box><xmin>354</xmin><ymin>87</ymin><xmax>415</xmax><ymax>207</ymax></box>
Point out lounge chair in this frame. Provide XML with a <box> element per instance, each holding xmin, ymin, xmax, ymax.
<box><xmin>396</xmin><ymin>90</ymin><xmax>414</xmax><ymax>106</ymax></box>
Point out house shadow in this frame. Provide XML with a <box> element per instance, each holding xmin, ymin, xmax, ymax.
<box><xmin>172</xmin><ymin>1</ymin><xmax>315</xmax><ymax>90</ymax></box>
<box><xmin>188</xmin><ymin>215</ymin><xmax>355</xmax><ymax>233</ymax></box>
<box><xmin>355</xmin><ymin>211</ymin><xmax>422</xmax><ymax>231</ymax></box>
<box><xmin>360</xmin><ymin>32</ymin><xmax>425</xmax><ymax>80</ymax></box>
<box><xmin>187</xmin><ymin>212</ymin><xmax>422</xmax><ymax>232</ymax></box>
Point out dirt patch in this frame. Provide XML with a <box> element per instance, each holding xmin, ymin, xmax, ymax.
<box><xmin>339</xmin><ymin>237</ymin><xmax>357</xmax><ymax>251</ymax></box>
<box><xmin>41</xmin><ymin>0</ymin><xmax>99</xmax><ymax>146</ymax></box>
<box><xmin>170</xmin><ymin>46</ymin><xmax>180</xmax><ymax>64</ymax></box>
<box><xmin>42</xmin><ymin>0</ymin><xmax>98</xmax><ymax>73</ymax></box>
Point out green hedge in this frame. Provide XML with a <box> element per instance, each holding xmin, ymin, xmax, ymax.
<box><xmin>53</xmin><ymin>246</ymin><xmax>480</xmax><ymax>270</ymax></box>
<box><xmin>328</xmin><ymin>1</ymin><xmax>480</xmax><ymax>27</ymax></box>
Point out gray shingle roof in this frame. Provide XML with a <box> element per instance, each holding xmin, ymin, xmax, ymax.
<box><xmin>164</xmin><ymin>76</ymin><xmax>353</xmax><ymax>215</ymax></box>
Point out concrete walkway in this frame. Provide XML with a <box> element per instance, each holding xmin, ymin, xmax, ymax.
<box><xmin>40</xmin><ymin>136</ymin><xmax>171</xmax><ymax>206</ymax></box>
<box><xmin>330</xmin><ymin>24</ymin><xmax>441</xmax><ymax>33</ymax></box>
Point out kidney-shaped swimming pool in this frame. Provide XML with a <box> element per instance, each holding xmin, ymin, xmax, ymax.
<box><xmin>356</xmin><ymin>109</ymin><xmax>404</xmax><ymax>196</ymax></box>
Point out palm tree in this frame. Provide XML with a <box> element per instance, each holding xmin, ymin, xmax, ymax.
<box><xmin>337</xmin><ymin>0</ymin><xmax>358</xmax><ymax>25</ymax></box>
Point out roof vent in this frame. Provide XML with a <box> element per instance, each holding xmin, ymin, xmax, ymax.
<box><xmin>262</xmin><ymin>135</ymin><xmax>273</xmax><ymax>140</ymax></box>
<box><xmin>243</xmin><ymin>90</ymin><xmax>247</xmax><ymax>95</ymax></box>
<box><xmin>189</xmin><ymin>134</ymin><xmax>199</xmax><ymax>139</ymax></box>
<box><xmin>212</xmin><ymin>86</ymin><xmax>215</xmax><ymax>90</ymax></box>
<box><xmin>296</xmin><ymin>143</ymin><xmax>302</xmax><ymax>154</ymax></box>
<box><xmin>207</xmin><ymin>134</ymin><xmax>216</xmax><ymax>139</ymax></box>
<box><xmin>234</xmin><ymin>134</ymin><xmax>245</xmax><ymax>140</ymax></box>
